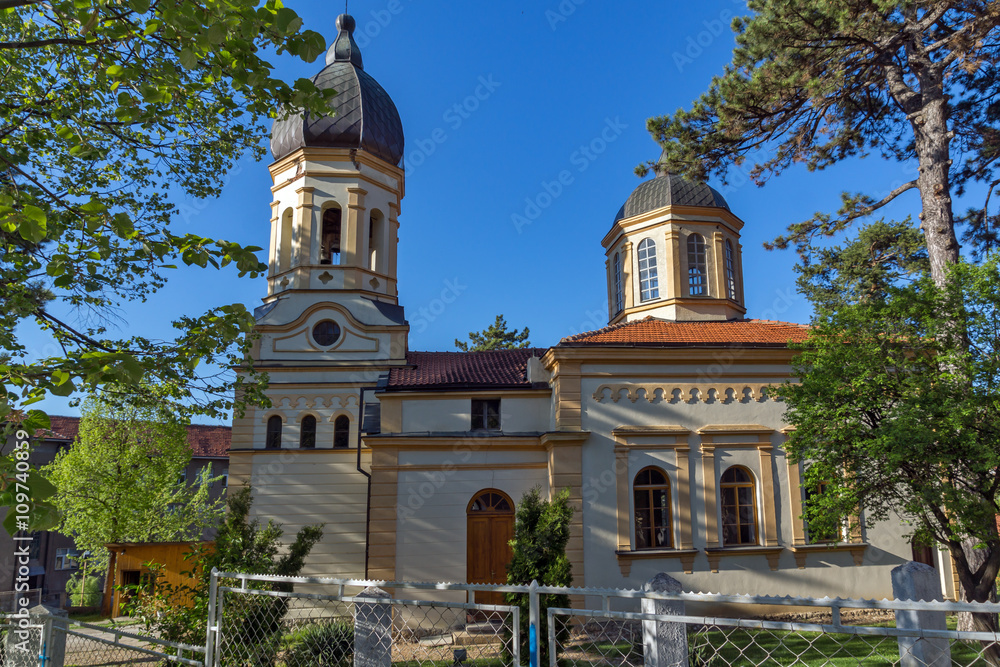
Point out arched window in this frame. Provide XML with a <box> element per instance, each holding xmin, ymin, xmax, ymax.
<box><xmin>613</xmin><ymin>252</ymin><xmax>623</xmax><ymax>314</ymax></box>
<box><xmin>724</xmin><ymin>239</ymin><xmax>737</xmax><ymax>300</ymax></box>
<box><xmin>300</xmin><ymin>415</ymin><xmax>316</xmax><ymax>449</ymax></box>
<box><xmin>333</xmin><ymin>415</ymin><xmax>350</xmax><ymax>449</ymax></box>
<box><xmin>369</xmin><ymin>210</ymin><xmax>384</xmax><ymax>273</ymax></box>
<box><xmin>278</xmin><ymin>209</ymin><xmax>293</xmax><ymax>273</ymax></box>
<box><xmin>637</xmin><ymin>238</ymin><xmax>659</xmax><ymax>301</ymax></box>
<box><xmin>320</xmin><ymin>205</ymin><xmax>342</xmax><ymax>265</ymax></box>
<box><xmin>265</xmin><ymin>416</ymin><xmax>282</xmax><ymax>449</ymax></box>
<box><xmin>633</xmin><ymin>467</ymin><xmax>672</xmax><ymax>549</ymax></box>
<box><xmin>721</xmin><ymin>466</ymin><xmax>758</xmax><ymax>546</ymax></box>
<box><xmin>687</xmin><ymin>233</ymin><xmax>707</xmax><ymax>296</ymax></box>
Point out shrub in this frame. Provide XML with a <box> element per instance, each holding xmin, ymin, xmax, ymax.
<box><xmin>505</xmin><ymin>487</ymin><xmax>574</xmax><ymax>667</ymax></box>
<box><xmin>66</xmin><ymin>571</ymin><xmax>103</xmax><ymax>607</ymax></box>
<box><xmin>282</xmin><ymin>621</ymin><xmax>354</xmax><ymax>667</ymax></box>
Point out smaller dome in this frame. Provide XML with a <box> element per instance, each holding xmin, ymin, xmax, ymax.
<box><xmin>614</xmin><ymin>172</ymin><xmax>729</xmax><ymax>222</ymax></box>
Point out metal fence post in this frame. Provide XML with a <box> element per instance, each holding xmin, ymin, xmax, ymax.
<box><xmin>528</xmin><ymin>580</ymin><xmax>539</xmax><ymax>667</ymax></box>
<box><xmin>205</xmin><ymin>567</ymin><xmax>218</xmax><ymax>667</ymax></box>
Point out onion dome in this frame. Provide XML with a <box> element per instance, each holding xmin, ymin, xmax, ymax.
<box><xmin>270</xmin><ymin>14</ymin><xmax>405</xmax><ymax>166</ymax></box>
<box><xmin>614</xmin><ymin>171</ymin><xmax>730</xmax><ymax>222</ymax></box>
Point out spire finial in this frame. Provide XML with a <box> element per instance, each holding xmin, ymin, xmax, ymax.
<box><xmin>326</xmin><ymin>13</ymin><xmax>364</xmax><ymax>68</ymax></box>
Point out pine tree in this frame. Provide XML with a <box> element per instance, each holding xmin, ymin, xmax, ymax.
<box><xmin>455</xmin><ymin>315</ymin><xmax>531</xmax><ymax>352</ymax></box>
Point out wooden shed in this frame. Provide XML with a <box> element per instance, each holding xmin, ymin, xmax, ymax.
<box><xmin>103</xmin><ymin>541</ymin><xmax>213</xmax><ymax>617</ymax></box>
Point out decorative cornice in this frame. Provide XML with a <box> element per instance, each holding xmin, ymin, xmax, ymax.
<box><xmin>593</xmin><ymin>383</ymin><xmax>776</xmax><ymax>404</ymax></box>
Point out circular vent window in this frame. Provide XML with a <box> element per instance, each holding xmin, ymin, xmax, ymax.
<box><xmin>312</xmin><ymin>320</ymin><xmax>342</xmax><ymax>347</ymax></box>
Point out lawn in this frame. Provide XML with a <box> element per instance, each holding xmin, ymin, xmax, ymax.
<box><xmin>564</xmin><ymin>626</ymin><xmax>989</xmax><ymax>667</ymax></box>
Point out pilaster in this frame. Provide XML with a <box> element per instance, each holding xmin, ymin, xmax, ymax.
<box><xmin>295</xmin><ymin>187</ymin><xmax>315</xmax><ymax>267</ymax></box>
<box><xmin>345</xmin><ymin>187</ymin><xmax>368</xmax><ymax>273</ymax></box>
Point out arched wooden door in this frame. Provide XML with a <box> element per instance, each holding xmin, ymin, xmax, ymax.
<box><xmin>467</xmin><ymin>489</ymin><xmax>515</xmax><ymax>605</ymax></box>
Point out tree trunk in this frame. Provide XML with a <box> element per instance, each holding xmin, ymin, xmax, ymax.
<box><xmin>953</xmin><ymin>540</ymin><xmax>1000</xmax><ymax>665</ymax></box>
<box><xmin>912</xmin><ymin>95</ymin><xmax>960</xmax><ymax>286</ymax></box>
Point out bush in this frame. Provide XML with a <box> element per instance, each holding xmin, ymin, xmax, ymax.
<box><xmin>66</xmin><ymin>572</ymin><xmax>103</xmax><ymax>607</ymax></box>
<box><xmin>282</xmin><ymin>621</ymin><xmax>354</xmax><ymax>667</ymax></box>
<box><xmin>505</xmin><ymin>487</ymin><xmax>574</xmax><ymax>667</ymax></box>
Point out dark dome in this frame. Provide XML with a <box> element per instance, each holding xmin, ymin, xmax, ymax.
<box><xmin>614</xmin><ymin>172</ymin><xmax>729</xmax><ymax>222</ymax></box>
<box><xmin>270</xmin><ymin>14</ymin><xmax>404</xmax><ymax>166</ymax></box>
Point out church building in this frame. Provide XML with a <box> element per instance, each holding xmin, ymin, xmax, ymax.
<box><xmin>228</xmin><ymin>14</ymin><xmax>938</xmax><ymax>600</ymax></box>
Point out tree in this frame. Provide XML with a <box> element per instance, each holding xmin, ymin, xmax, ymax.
<box><xmin>0</xmin><ymin>0</ymin><xmax>335</xmax><ymax>532</ymax></box>
<box><xmin>126</xmin><ymin>484</ymin><xmax>323</xmax><ymax>653</ymax></box>
<box><xmin>505</xmin><ymin>487</ymin><xmax>573</xmax><ymax>667</ymax></box>
<box><xmin>779</xmin><ymin>250</ymin><xmax>1000</xmax><ymax>646</ymax></box>
<box><xmin>43</xmin><ymin>389</ymin><xmax>224</xmax><ymax>568</ymax></box>
<box><xmin>455</xmin><ymin>315</ymin><xmax>531</xmax><ymax>352</ymax></box>
<box><xmin>645</xmin><ymin>1</ymin><xmax>1000</xmax><ymax>287</ymax></box>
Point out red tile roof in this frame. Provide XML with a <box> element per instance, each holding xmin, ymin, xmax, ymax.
<box><xmin>34</xmin><ymin>416</ymin><xmax>230</xmax><ymax>458</ymax></box>
<box><xmin>388</xmin><ymin>349</ymin><xmax>547</xmax><ymax>390</ymax></box>
<box><xmin>560</xmin><ymin>317</ymin><xmax>811</xmax><ymax>346</ymax></box>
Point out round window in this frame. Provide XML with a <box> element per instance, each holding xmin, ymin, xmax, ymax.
<box><xmin>312</xmin><ymin>320</ymin><xmax>341</xmax><ymax>347</ymax></box>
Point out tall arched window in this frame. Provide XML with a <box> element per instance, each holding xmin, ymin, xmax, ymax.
<box><xmin>300</xmin><ymin>415</ymin><xmax>316</xmax><ymax>449</ymax></box>
<box><xmin>687</xmin><ymin>233</ymin><xmax>707</xmax><ymax>296</ymax></box>
<box><xmin>721</xmin><ymin>466</ymin><xmax>758</xmax><ymax>546</ymax></box>
<box><xmin>633</xmin><ymin>467</ymin><xmax>672</xmax><ymax>549</ymax></box>
<box><xmin>333</xmin><ymin>415</ymin><xmax>350</xmax><ymax>449</ymax></box>
<box><xmin>278</xmin><ymin>209</ymin><xmax>293</xmax><ymax>273</ymax></box>
<box><xmin>369</xmin><ymin>210</ymin><xmax>384</xmax><ymax>273</ymax></box>
<box><xmin>637</xmin><ymin>238</ymin><xmax>659</xmax><ymax>301</ymax></box>
<box><xmin>613</xmin><ymin>252</ymin><xmax>623</xmax><ymax>314</ymax></box>
<box><xmin>724</xmin><ymin>239</ymin><xmax>737</xmax><ymax>300</ymax></box>
<box><xmin>266</xmin><ymin>416</ymin><xmax>282</xmax><ymax>449</ymax></box>
<box><xmin>320</xmin><ymin>205</ymin><xmax>342</xmax><ymax>265</ymax></box>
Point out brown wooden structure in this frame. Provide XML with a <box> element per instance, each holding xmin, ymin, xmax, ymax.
<box><xmin>103</xmin><ymin>541</ymin><xmax>213</xmax><ymax>617</ymax></box>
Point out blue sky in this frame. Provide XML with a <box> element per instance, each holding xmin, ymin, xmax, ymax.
<box><xmin>31</xmin><ymin>0</ymin><xmax>982</xmax><ymax>422</ymax></box>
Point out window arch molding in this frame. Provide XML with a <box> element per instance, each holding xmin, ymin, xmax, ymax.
<box><xmin>632</xmin><ymin>466</ymin><xmax>673</xmax><ymax>550</ymax></box>
<box><xmin>319</xmin><ymin>202</ymin><xmax>343</xmax><ymax>266</ymax></box>
<box><xmin>720</xmin><ymin>465</ymin><xmax>759</xmax><ymax>546</ymax></box>
<box><xmin>687</xmin><ymin>232</ymin><xmax>708</xmax><ymax>296</ymax></box>
<box><xmin>298</xmin><ymin>412</ymin><xmax>320</xmax><ymax>449</ymax></box>
<box><xmin>724</xmin><ymin>238</ymin><xmax>738</xmax><ymax>300</ymax></box>
<box><xmin>265</xmin><ymin>414</ymin><xmax>284</xmax><ymax>450</ymax></box>
<box><xmin>278</xmin><ymin>208</ymin><xmax>294</xmax><ymax>273</ymax></box>
<box><xmin>467</xmin><ymin>488</ymin><xmax>514</xmax><ymax>514</ymax></box>
<box><xmin>636</xmin><ymin>237</ymin><xmax>660</xmax><ymax>302</ymax></box>
<box><xmin>329</xmin><ymin>412</ymin><xmax>352</xmax><ymax>449</ymax></box>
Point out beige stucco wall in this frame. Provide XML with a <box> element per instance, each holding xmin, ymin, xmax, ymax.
<box><xmin>241</xmin><ymin>450</ymin><xmax>370</xmax><ymax>579</ymax></box>
<box><xmin>576</xmin><ymin>362</ymin><xmax>914</xmax><ymax>599</ymax></box>
<box><xmin>399</xmin><ymin>395</ymin><xmax>550</xmax><ymax>433</ymax></box>
<box><xmin>393</xmin><ymin>452</ymin><xmax>549</xmax><ymax>591</ymax></box>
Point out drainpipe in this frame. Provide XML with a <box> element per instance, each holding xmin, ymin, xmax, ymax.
<box><xmin>357</xmin><ymin>386</ymin><xmax>372</xmax><ymax>578</ymax></box>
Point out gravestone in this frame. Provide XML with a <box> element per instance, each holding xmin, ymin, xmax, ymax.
<box><xmin>4</xmin><ymin>604</ymin><xmax>67</xmax><ymax>667</ymax></box>
<box><xmin>891</xmin><ymin>561</ymin><xmax>951</xmax><ymax>667</ymax></box>
<box><xmin>354</xmin><ymin>586</ymin><xmax>392</xmax><ymax>667</ymax></box>
<box><xmin>641</xmin><ymin>573</ymin><xmax>687</xmax><ymax>667</ymax></box>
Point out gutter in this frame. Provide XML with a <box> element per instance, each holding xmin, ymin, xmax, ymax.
<box><xmin>357</xmin><ymin>386</ymin><xmax>372</xmax><ymax>579</ymax></box>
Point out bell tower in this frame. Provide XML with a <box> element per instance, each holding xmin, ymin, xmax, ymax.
<box><xmin>229</xmin><ymin>13</ymin><xmax>407</xmax><ymax>580</ymax></box>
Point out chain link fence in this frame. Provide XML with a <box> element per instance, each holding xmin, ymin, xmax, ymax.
<box><xmin>210</xmin><ymin>574</ymin><xmax>519</xmax><ymax>667</ymax></box>
<box><xmin>548</xmin><ymin>594</ymin><xmax>1000</xmax><ymax>667</ymax></box>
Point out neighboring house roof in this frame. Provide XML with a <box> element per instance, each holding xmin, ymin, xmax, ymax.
<box><xmin>33</xmin><ymin>417</ymin><xmax>231</xmax><ymax>458</ymax></box>
<box><xmin>560</xmin><ymin>317</ymin><xmax>810</xmax><ymax>347</ymax></box>
<box><xmin>387</xmin><ymin>348</ymin><xmax>548</xmax><ymax>391</ymax></box>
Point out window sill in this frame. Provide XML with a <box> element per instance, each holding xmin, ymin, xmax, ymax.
<box><xmin>704</xmin><ymin>545</ymin><xmax>783</xmax><ymax>572</ymax></box>
<box><xmin>788</xmin><ymin>542</ymin><xmax>867</xmax><ymax>568</ymax></box>
<box><xmin>614</xmin><ymin>548</ymin><xmax>698</xmax><ymax>576</ymax></box>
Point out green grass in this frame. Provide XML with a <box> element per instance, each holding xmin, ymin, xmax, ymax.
<box><xmin>565</xmin><ymin>628</ymin><xmax>989</xmax><ymax>667</ymax></box>
<box><xmin>391</xmin><ymin>661</ymin><xmax>505</xmax><ymax>667</ymax></box>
